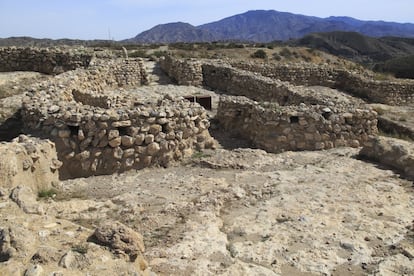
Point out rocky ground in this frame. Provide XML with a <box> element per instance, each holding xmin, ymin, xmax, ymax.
<box><xmin>1</xmin><ymin>145</ymin><xmax>414</xmax><ymax>275</ymax></box>
<box><xmin>1</xmin><ymin>63</ymin><xmax>414</xmax><ymax>275</ymax></box>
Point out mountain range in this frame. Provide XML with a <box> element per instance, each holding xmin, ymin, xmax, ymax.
<box><xmin>127</xmin><ymin>10</ymin><xmax>414</xmax><ymax>43</ymax></box>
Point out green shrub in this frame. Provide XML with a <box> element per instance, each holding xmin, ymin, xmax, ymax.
<box><xmin>72</xmin><ymin>244</ymin><xmax>88</xmax><ymax>255</ymax></box>
<box><xmin>279</xmin><ymin>47</ymin><xmax>292</xmax><ymax>58</ymax></box>
<box><xmin>38</xmin><ymin>189</ymin><xmax>57</xmax><ymax>199</ymax></box>
<box><xmin>272</xmin><ymin>53</ymin><xmax>282</xmax><ymax>61</ymax></box>
<box><xmin>251</xmin><ymin>49</ymin><xmax>267</xmax><ymax>59</ymax></box>
<box><xmin>151</xmin><ymin>50</ymin><xmax>168</xmax><ymax>58</ymax></box>
<box><xmin>129</xmin><ymin>50</ymin><xmax>148</xmax><ymax>58</ymax></box>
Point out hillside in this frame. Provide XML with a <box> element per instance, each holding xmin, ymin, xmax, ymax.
<box><xmin>128</xmin><ymin>10</ymin><xmax>414</xmax><ymax>43</ymax></box>
<box><xmin>128</xmin><ymin>22</ymin><xmax>218</xmax><ymax>43</ymax></box>
<box><xmin>295</xmin><ymin>31</ymin><xmax>414</xmax><ymax>62</ymax></box>
<box><xmin>294</xmin><ymin>31</ymin><xmax>414</xmax><ymax>77</ymax></box>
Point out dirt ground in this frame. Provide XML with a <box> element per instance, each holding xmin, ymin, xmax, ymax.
<box><xmin>0</xmin><ymin>71</ymin><xmax>50</xmax><ymax>99</ymax></box>
<box><xmin>56</xmin><ymin>145</ymin><xmax>414</xmax><ymax>275</ymax></box>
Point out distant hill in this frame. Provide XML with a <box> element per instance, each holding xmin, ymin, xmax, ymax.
<box><xmin>294</xmin><ymin>31</ymin><xmax>414</xmax><ymax>78</ymax></box>
<box><xmin>127</xmin><ymin>10</ymin><xmax>414</xmax><ymax>43</ymax></box>
<box><xmin>295</xmin><ymin>31</ymin><xmax>414</xmax><ymax>63</ymax></box>
<box><xmin>0</xmin><ymin>36</ymin><xmax>113</xmax><ymax>47</ymax></box>
<box><xmin>126</xmin><ymin>22</ymin><xmax>218</xmax><ymax>43</ymax></box>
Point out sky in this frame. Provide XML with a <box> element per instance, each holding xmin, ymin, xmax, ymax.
<box><xmin>0</xmin><ymin>0</ymin><xmax>413</xmax><ymax>40</ymax></box>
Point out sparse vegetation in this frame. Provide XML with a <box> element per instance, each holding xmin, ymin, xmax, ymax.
<box><xmin>272</xmin><ymin>53</ymin><xmax>282</xmax><ymax>61</ymax></box>
<box><xmin>251</xmin><ymin>49</ymin><xmax>267</xmax><ymax>59</ymax></box>
<box><xmin>38</xmin><ymin>188</ymin><xmax>57</xmax><ymax>199</ymax></box>
<box><xmin>129</xmin><ymin>50</ymin><xmax>149</xmax><ymax>58</ymax></box>
<box><xmin>72</xmin><ymin>243</ymin><xmax>88</xmax><ymax>255</ymax></box>
<box><xmin>279</xmin><ymin>47</ymin><xmax>292</xmax><ymax>58</ymax></box>
<box><xmin>192</xmin><ymin>151</ymin><xmax>212</xmax><ymax>159</ymax></box>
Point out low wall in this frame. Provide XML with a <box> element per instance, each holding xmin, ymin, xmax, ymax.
<box><xmin>360</xmin><ymin>136</ymin><xmax>414</xmax><ymax>179</ymax></box>
<box><xmin>21</xmin><ymin>58</ymin><xmax>214</xmax><ymax>179</ymax></box>
<box><xmin>0</xmin><ymin>47</ymin><xmax>93</xmax><ymax>75</ymax></box>
<box><xmin>160</xmin><ymin>56</ymin><xmax>414</xmax><ymax>106</ymax></box>
<box><xmin>159</xmin><ymin>56</ymin><xmax>203</xmax><ymax>86</ymax></box>
<box><xmin>217</xmin><ymin>96</ymin><xmax>378</xmax><ymax>153</ymax></box>
<box><xmin>231</xmin><ymin>61</ymin><xmax>414</xmax><ymax>106</ymax></box>
<box><xmin>0</xmin><ymin>135</ymin><xmax>61</xmax><ymax>191</ymax></box>
<box><xmin>201</xmin><ymin>63</ymin><xmax>359</xmax><ymax>107</ymax></box>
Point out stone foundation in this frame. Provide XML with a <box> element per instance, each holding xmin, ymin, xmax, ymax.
<box><xmin>160</xmin><ymin>56</ymin><xmax>414</xmax><ymax>105</ymax></box>
<box><xmin>231</xmin><ymin>61</ymin><xmax>414</xmax><ymax>106</ymax></box>
<box><xmin>21</xmin><ymin>58</ymin><xmax>214</xmax><ymax>179</ymax></box>
<box><xmin>0</xmin><ymin>47</ymin><xmax>93</xmax><ymax>75</ymax></box>
<box><xmin>159</xmin><ymin>56</ymin><xmax>203</xmax><ymax>86</ymax></box>
<box><xmin>161</xmin><ymin>56</ymin><xmax>379</xmax><ymax>152</ymax></box>
<box><xmin>201</xmin><ymin>63</ymin><xmax>359</xmax><ymax>107</ymax></box>
<box><xmin>217</xmin><ymin>96</ymin><xmax>377</xmax><ymax>153</ymax></box>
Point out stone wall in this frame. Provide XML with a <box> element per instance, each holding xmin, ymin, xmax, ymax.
<box><xmin>217</xmin><ymin>96</ymin><xmax>378</xmax><ymax>153</ymax></box>
<box><xmin>231</xmin><ymin>61</ymin><xmax>414</xmax><ymax>106</ymax></box>
<box><xmin>202</xmin><ymin>63</ymin><xmax>360</xmax><ymax>107</ymax></box>
<box><xmin>0</xmin><ymin>135</ymin><xmax>61</xmax><ymax>191</ymax></box>
<box><xmin>21</xmin><ymin>58</ymin><xmax>214</xmax><ymax>179</ymax></box>
<box><xmin>160</xmin><ymin>56</ymin><xmax>378</xmax><ymax>153</ymax></box>
<box><xmin>160</xmin><ymin>56</ymin><xmax>414</xmax><ymax>106</ymax></box>
<box><xmin>0</xmin><ymin>47</ymin><xmax>93</xmax><ymax>75</ymax></box>
<box><xmin>159</xmin><ymin>56</ymin><xmax>203</xmax><ymax>86</ymax></box>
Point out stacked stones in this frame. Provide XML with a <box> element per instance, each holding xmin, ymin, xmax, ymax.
<box><xmin>202</xmin><ymin>63</ymin><xmax>360</xmax><ymax>108</ymax></box>
<box><xmin>231</xmin><ymin>61</ymin><xmax>340</xmax><ymax>88</ymax></box>
<box><xmin>217</xmin><ymin>96</ymin><xmax>378</xmax><ymax>153</ymax></box>
<box><xmin>159</xmin><ymin>56</ymin><xmax>203</xmax><ymax>86</ymax></box>
<box><xmin>0</xmin><ymin>47</ymin><xmax>92</xmax><ymax>74</ymax></box>
<box><xmin>230</xmin><ymin>60</ymin><xmax>414</xmax><ymax>106</ymax></box>
<box><xmin>160</xmin><ymin>56</ymin><xmax>378</xmax><ymax>153</ymax></box>
<box><xmin>21</xmin><ymin>57</ymin><xmax>214</xmax><ymax>179</ymax></box>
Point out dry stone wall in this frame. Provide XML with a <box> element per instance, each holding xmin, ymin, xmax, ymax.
<box><xmin>0</xmin><ymin>47</ymin><xmax>92</xmax><ymax>75</ymax></box>
<box><xmin>160</xmin><ymin>56</ymin><xmax>379</xmax><ymax>153</ymax></box>
<box><xmin>158</xmin><ymin>56</ymin><xmax>414</xmax><ymax>106</ymax></box>
<box><xmin>21</xmin><ymin>58</ymin><xmax>214</xmax><ymax>179</ymax></box>
<box><xmin>201</xmin><ymin>63</ymin><xmax>360</xmax><ymax>107</ymax></box>
<box><xmin>217</xmin><ymin>96</ymin><xmax>378</xmax><ymax>153</ymax></box>
<box><xmin>231</xmin><ymin>61</ymin><xmax>414</xmax><ymax>106</ymax></box>
<box><xmin>159</xmin><ymin>56</ymin><xmax>203</xmax><ymax>86</ymax></box>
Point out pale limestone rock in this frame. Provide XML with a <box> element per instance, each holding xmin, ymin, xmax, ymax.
<box><xmin>10</xmin><ymin>185</ymin><xmax>44</xmax><ymax>215</ymax></box>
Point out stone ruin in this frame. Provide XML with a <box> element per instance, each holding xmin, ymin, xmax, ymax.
<box><xmin>2</xmin><ymin>48</ymin><xmax>414</xmax><ymax>181</ymax></box>
<box><xmin>13</xmin><ymin>50</ymin><xmax>215</xmax><ymax>179</ymax></box>
<box><xmin>160</xmin><ymin>56</ymin><xmax>379</xmax><ymax>152</ymax></box>
<box><xmin>0</xmin><ymin>47</ymin><xmax>92</xmax><ymax>75</ymax></box>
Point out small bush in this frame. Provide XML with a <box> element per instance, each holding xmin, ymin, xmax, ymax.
<box><xmin>279</xmin><ymin>48</ymin><xmax>292</xmax><ymax>58</ymax></box>
<box><xmin>151</xmin><ymin>50</ymin><xmax>168</xmax><ymax>58</ymax></box>
<box><xmin>38</xmin><ymin>189</ymin><xmax>57</xmax><ymax>199</ymax></box>
<box><xmin>72</xmin><ymin>244</ymin><xmax>88</xmax><ymax>255</ymax></box>
<box><xmin>192</xmin><ymin>151</ymin><xmax>212</xmax><ymax>159</ymax></box>
<box><xmin>272</xmin><ymin>53</ymin><xmax>282</xmax><ymax>61</ymax></box>
<box><xmin>251</xmin><ymin>49</ymin><xmax>267</xmax><ymax>59</ymax></box>
<box><xmin>129</xmin><ymin>50</ymin><xmax>148</xmax><ymax>58</ymax></box>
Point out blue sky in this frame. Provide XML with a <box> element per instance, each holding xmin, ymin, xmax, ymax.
<box><xmin>0</xmin><ymin>0</ymin><xmax>413</xmax><ymax>40</ymax></box>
